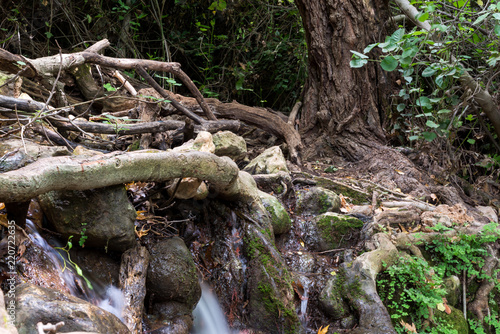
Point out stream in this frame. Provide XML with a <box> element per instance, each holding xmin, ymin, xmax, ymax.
<box><xmin>25</xmin><ymin>220</ymin><xmax>231</xmax><ymax>334</ymax></box>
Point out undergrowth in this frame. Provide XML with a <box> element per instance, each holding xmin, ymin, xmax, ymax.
<box><xmin>377</xmin><ymin>222</ymin><xmax>500</xmax><ymax>334</ymax></box>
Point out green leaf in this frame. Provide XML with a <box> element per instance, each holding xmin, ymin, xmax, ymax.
<box><xmin>402</xmin><ymin>46</ymin><xmax>418</xmax><ymax>59</ymax></box>
<box><xmin>363</xmin><ymin>43</ymin><xmax>379</xmax><ymax>53</ymax></box>
<box><xmin>495</xmin><ymin>25</ymin><xmax>500</xmax><ymax>37</ymax></box>
<box><xmin>422</xmin><ymin>131</ymin><xmax>437</xmax><ymax>142</ymax></box>
<box><xmin>103</xmin><ymin>83</ymin><xmax>117</xmax><ymax>92</ymax></box>
<box><xmin>422</xmin><ymin>66</ymin><xmax>437</xmax><ymax>77</ymax></box>
<box><xmin>417</xmin><ymin>12</ymin><xmax>429</xmax><ymax>22</ymax></box>
<box><xmin>397</xmin><ymin>103</ymin><xmax>406</xmax><ymax>112</ymax></box>
<box><xmin>389</xmin><ymin>28</ymin><xmax>405</xmax><ymax>44</ymax></box>
<box><xmin>416</xmin><ymin>96</ymin><xmax>431</xmax><ymax>108</ymax></box>
<box><xmin>438</xmin><ymin>109</ymin><xmax>451</xmax><ymax>114</ymax></box>
<box><xmin>409</xmin><ymin>135</ymin><xmax>420</xmax><ymax>141</ymax></box>
<box><xmin>467</xmin><ymin>138</ymin><xmax>476</xmax><ymax>144</ymax></box>
<box><xmin>493</xmin><ymin>13</ymin><xmax>500</xmax><ymax>20</ymax></box>
<box><xmin>350</xmin><ymin>58</ymin><xmax>368</xmax><ymax>68</ymax></box>
<box><xmin>16</xmin><ymin>60</ymin><xmax>26</xmax><ymax>66</ymax></box>
<box><xmin>350</xmin><ymin>50</ymin><xmax>368</xmax><ymax>59</ymax></box>
<box><xmin>426</xmin><ymin>120</ymin><xmax>440</xmax><ymax>128</ymax></box>
<box><xmin>380</xmin><ymin>56</ymin><xmax>398</xmax><ymax>71</ymax></box>
<box><xmin>473</xmin><ymin>13</ymin><xmax>489</xmax><ymax>25</ymax></box>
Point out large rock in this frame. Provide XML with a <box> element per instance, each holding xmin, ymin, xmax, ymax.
<box><xmin>147</xmin><ymin>237</ymin><xmax>201</xmax><ymax>308</ymax></box>
<box><xmin>0</xmin><ymin>139</ymin><xmax>70</xmax><ymax>172</ymax></box>
<box><xmin>212</xmin><ymin>131</ymin><xmax>247</xmax><ymax>161</ymax></box>
<box><xmin>244</xmin><ymin>224</ymin><xmax>302</xmax><ymax>333</ymax></box>
<box><xmin>296</xmin><ymin>186</ymin><xmax>341</xmax><ymax>215</ymax></box>
<box><xmin>39</xmin><ymin>185</ymin><xmax>136</xmax><ymax>252</ymax></box>
<box><xmin>14</xmin><ymin>283</ymin><xmax>130</xmax><ymax>334</ymax></box>
<box><xmin>259</xmin><ymin>191</ymin><xmax>292</xmax><ymax>235</ymax></box>
<box><xmin>304</xmin><ymin>212</ymin><xmax>364</xmax><ymax>251</ymax></box>
<box><xmin>243</xmin><ymin>146</ymin><xmax>289</xmax><ymax>175</ymax></box>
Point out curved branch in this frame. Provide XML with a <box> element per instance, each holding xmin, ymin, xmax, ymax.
<box><xmin>0</xmin><ymin>150</ymin><xmax>240</xmax><ymax>203</ymax></box>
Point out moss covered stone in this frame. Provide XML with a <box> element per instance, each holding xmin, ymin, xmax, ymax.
<box><xmin>435</xmin><ymin>305</ymin><xmax>469</xmax><ymax>334</ymax></box>
<box><xmin>296</xmin><ymin>186</ymin><xmax>341</xmax><ymax>215</ymax></box>
<box><xmin>259</xmin><ymin>191</ymin><xmax>292</xmax><ymax>235</ymax></box>
<box><xmin>304</xmin><ymin>212</ymin><xmax>364</xmax><ymax>251</ymax></box>
<box><xmin>244</xmin><ymin>224</ymin><xmax>302</xmax><ymax>333</ymax></box>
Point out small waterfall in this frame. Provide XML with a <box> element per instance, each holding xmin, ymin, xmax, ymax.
<box><xmin>26</xmin><ymin>220</ymin><xmax>125</xmax><ymax>320</ymax></box>
<box><xmin>192</xmin><ymin>283</ymin><xmax>231</xmax><ymax>334</ymax></box>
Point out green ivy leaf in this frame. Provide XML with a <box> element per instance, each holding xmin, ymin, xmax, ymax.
<box><xmin>417</xmin><ymin>12</ymin><xmax>429</xmax><ymax>22</ymax></box>
<box><xmin>380</xmin><ymin>56</ymin><xmax>398</xmax><ymax>71</ymax></box>
<box><xmin>426</xmin><ymin>120</ymin><xmax>440</xmax><ymax>128</ymax></box>
<box><xmin>350</xmin><ymin>58</ymin><xmax>368</xmax><ymax>68</ymax></box>
<box><xmin>467</xmin><ymin>138</ymin><xmax>476</xmax><ymax>144</ymax></box>
<box><xmin>416</xmin><ymin>96</ymin><xmax>431</xmax><ymax>108</ymax></box>
<box><xmin>422</xmin><ymin>131</ymin><xmax>437</xmax><ymax>142</ymax></box>
<box><xmin>422</xmin><ymin>66</ymin><xmax>437</xmax><ymax>77</ymax></box>
<box><xmin>397</xmin><ymin>103</ymin><xmax>406</xmax><ymax>112</ymax></box>
<box><xmin>350</xmin><ymin>50</ymin><xmax>368</xmax><ymax>59</ymax></box>
<box><xmin>363</xmin><ymin>43</ymin><xmax>379</xmax><ymax>54</ymax></box>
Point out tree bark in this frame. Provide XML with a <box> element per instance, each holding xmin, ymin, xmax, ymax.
<box><xmin>295</xmin><ymin>0</ymin><xmax>392</xmax><ymax>161</ymax></box>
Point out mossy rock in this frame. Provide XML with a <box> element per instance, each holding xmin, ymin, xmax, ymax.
<box><xmin>244</xmin><ymin>224</ymin><xmax>302</xmax><ymax>333</ymax></box>
<box><xmin>259</xmin><ymin>191</ymin><xmax>292</xmax><ymax>235</ymax></box>
<box><xmin>295</xmin><ymin>187</ymin><xmax>340</xmax><ymax>215</ymax></box>
<box><xmin>435</xmin><ymin>305</ymin><xmax>468</xmax><ymax>334</ymax></box>
<box><xmin>304</xmin><ymin>212</ymin><xmax>364</xmax><ymax>251</ymax></box>
<box><xmin>212</xmin><ymin>130</ymin><xmax>247</xmax><ymax>160</ymax></box>
<box><xmin>243</xmin><ymin>146</ymin><xmax>289</xmax><ymax>175</ymax></box>
<box><xmin>319</xmin><ymin>274</ymin><xmax>351</xmax><ymax>319</ymax></box>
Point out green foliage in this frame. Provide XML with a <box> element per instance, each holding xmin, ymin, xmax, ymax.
<box><xmin>378</xmin><ymin>223</ymin><xmax>500</xmax><ymax>333</ymax></box>
<box><xmin>377</xmin><ymin>256</ymin><xmax>450</xmax><ymax>333</ymax></box>
<box><xmin>349</xmin><ymin>0</ymin><xmax>500</xmax><ymax>159</ymax></box>
<box><xmin>55</xmin><ymin>236</ymin><xmax>93</xmax><ymax>289</ymax></box>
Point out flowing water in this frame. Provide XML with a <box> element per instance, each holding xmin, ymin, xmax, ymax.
<box><xmin>192</xmin><ymin>283</ymin><xmax>232</xmax><ymax>334</ymax></box>
<box><xmin>26</xmin><ymin>220</ymin><xmax>232</xmax><ymax>333</ymax></box>
<box><xmin>25</xmin><ymin>220</ymin><xmax>125</xmax><ymax>320</ymax></box>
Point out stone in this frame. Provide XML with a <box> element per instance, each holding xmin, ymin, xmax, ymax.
<box><xmin>147</xmin><ymin>237</ymin><xmax>201</xmax><ymax>309</ymax></box>
<box><xmin>14</xmin><ymin>283</ymin><xmax>130</xmax><ymax>334</ymax></box>
<box><xmin>421</xmin><ymin>204</ymin><xmax>474</xmax><ymax>228</ymax></box>
<box><xmin>476</xmin><ymin>205</ymin><xmax>498</xmax><ymax>223</ymax></box>
<box><xmin>212</xmin><ymin>131</ymin><xmax>247</xmax><ymax>160</ymax></box>
<box><xmin>295</xmin><ymin>186</ymin><xmax>340</xmax><ymax>215</ymax></box>
<box><xmin>149</xmin><ymin>301</ymin><xmax>193</xmax><ymax>334</ymax></box>
<box><xmin>243</xmin><ymin>146</ymin><xmax>289</xmax><ymax>175</ymax></box>
<box><xmin>0</xmin><ymin>139</ymin><xmax>71</xmax><ymax>172</ymax></box>
<box><xmin>39</xmin><ymin>185</ymin><xmax>136</xmax><ymax>252</ymax></box>
<box><xmin>319</xmin><ymin>275</ymin><xmax>351</xmax><ymax>319</ymax></box>
<box><xmin>434</xmin><ymin>305</ymin><xmax>469</xmax><ymax>334</ymax></box>
<box><xmin>443</xmin><ymin>275</ymin><xmax>461</xmax><ymax>307</ymax></box>
<box><xmin>304</xmin><ymin>212</ymin><xmax>364</xmax><ymax>251</ymax></box>
<box><xmin>258</xmin><ymin>191</ymin><xmax>292</xmax><ymax>235</ymax></box>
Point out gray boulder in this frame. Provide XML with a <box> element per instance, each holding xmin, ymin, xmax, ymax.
<box><xmin>212</xmin><ymin>131</ymin><xmax>247</xmax><ymax>161</ymax></box>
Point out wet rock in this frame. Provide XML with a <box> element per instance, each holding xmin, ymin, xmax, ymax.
<box><xmin>296</xmin><ymin>187</ymin><xmax>340</xmax><ymax>215</ymax></box>
<box><xmin>243</xmin><ymin>146</ymin><xmax>289</xmax><ymax>175</ymax></box>
<box><xmin>212</xmin><ymin>131</ymin><xmax>247</xmax><ymax>161</ymax></box>
<box><xmin>303</xmin><ymin>213</ymin><xmax>363</xmax><ymax>252</ymax></box>
<box><xmin>69</xmin><ymin>248</ymin><xmax>121</xmax><ymax>286</ymax></box>
<box><xmin>443</xmin><ymin>275</ymin><xmax>461</xmax><ymax>307</ymax></box>
<box><xmin>319</xmin><ymin>275</ymin><xmax>351</xmax><ymax>320</ymax></box>
<box><xmin>39</xmin><ymin>185</ymin><xmax>136</xmax><ymax>252</ymax></box>
<box><xmin>147</xmin><ymin>237</ymin><xmax>201</xmax><ymax>309</ymax></box>
<box><xmin>244</xmin><ymin>224</ymin><xmax>302</xmax><ymax>333</ymax></box>
<box><xmin>0</xmin><ymin>289</ymin><xmax>18</xmax><ymax>334</ymax></box>
<box><xmin>0</xmin><ymin>139</ymin><xmax>71</xmax><ymax>172</ymax></box>
<box><xmin>14</xmin><ymin>283</ymin><xmax>130</xmax><ymax>334</ymax></box>
<box><xmin>259</xmin><ymin>191</ymin><xmax>292</xmax><ymax>235</ymax></box>
<box><xmin>148</xmin><ymin>301</ymin><xmax>193</xmax><ymax>334</ymax></box>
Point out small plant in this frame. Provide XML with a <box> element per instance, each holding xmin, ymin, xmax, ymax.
<box><xmin>79</xmin><ymin>222</ymin><xmax>88</xmax><ymax>247</ymax></box>
<box><xmin>55</xmin><ymin>236</ymin><xmax>93</xmax><ymax>289</ymax></box>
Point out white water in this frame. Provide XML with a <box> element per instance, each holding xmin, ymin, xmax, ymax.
<box><xmin>192</xmin><ymin>283</ymin><xmax>231</xmax><ymax>334</ymax></box>
<box><xmin>26</xmin><ymin>220</ymin><xmax>125</xmax><ymax>320</ymax></box>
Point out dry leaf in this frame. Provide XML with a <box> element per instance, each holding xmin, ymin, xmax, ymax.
<box><xmin>395</xmin><ymin>169</ymin><xmax>405</xmax><ymax>175</ymax></box>
<box><xmin>400</xmin><ymin>320</ymin><xmax>417</xmax><ymax>333</ymax></box>
<box><xmin>317</xmin><ymin>325</ymin><xmax>329</xmax><ymax>334</ymax></box>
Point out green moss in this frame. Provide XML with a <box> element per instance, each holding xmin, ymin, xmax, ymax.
<box><xmin>318</xmin><ymin>193</ymin><xmax>330</xmax><ymax>214</ymax></box>
<box><xmin>316</xmin><ymin>214</ymin><xmax>364</xmax><ymax>248</ymax></box>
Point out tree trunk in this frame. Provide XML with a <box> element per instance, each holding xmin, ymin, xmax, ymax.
<box><xmin>295</xmin><ymin>0</ymin><xmax>392</xmax><ymax>161</ymax></box>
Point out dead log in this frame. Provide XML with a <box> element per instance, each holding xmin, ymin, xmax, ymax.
<box><xmin>119</xmin><ymin>245</ymin><xmax>150</xmax><ymax>334</ymax></box>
